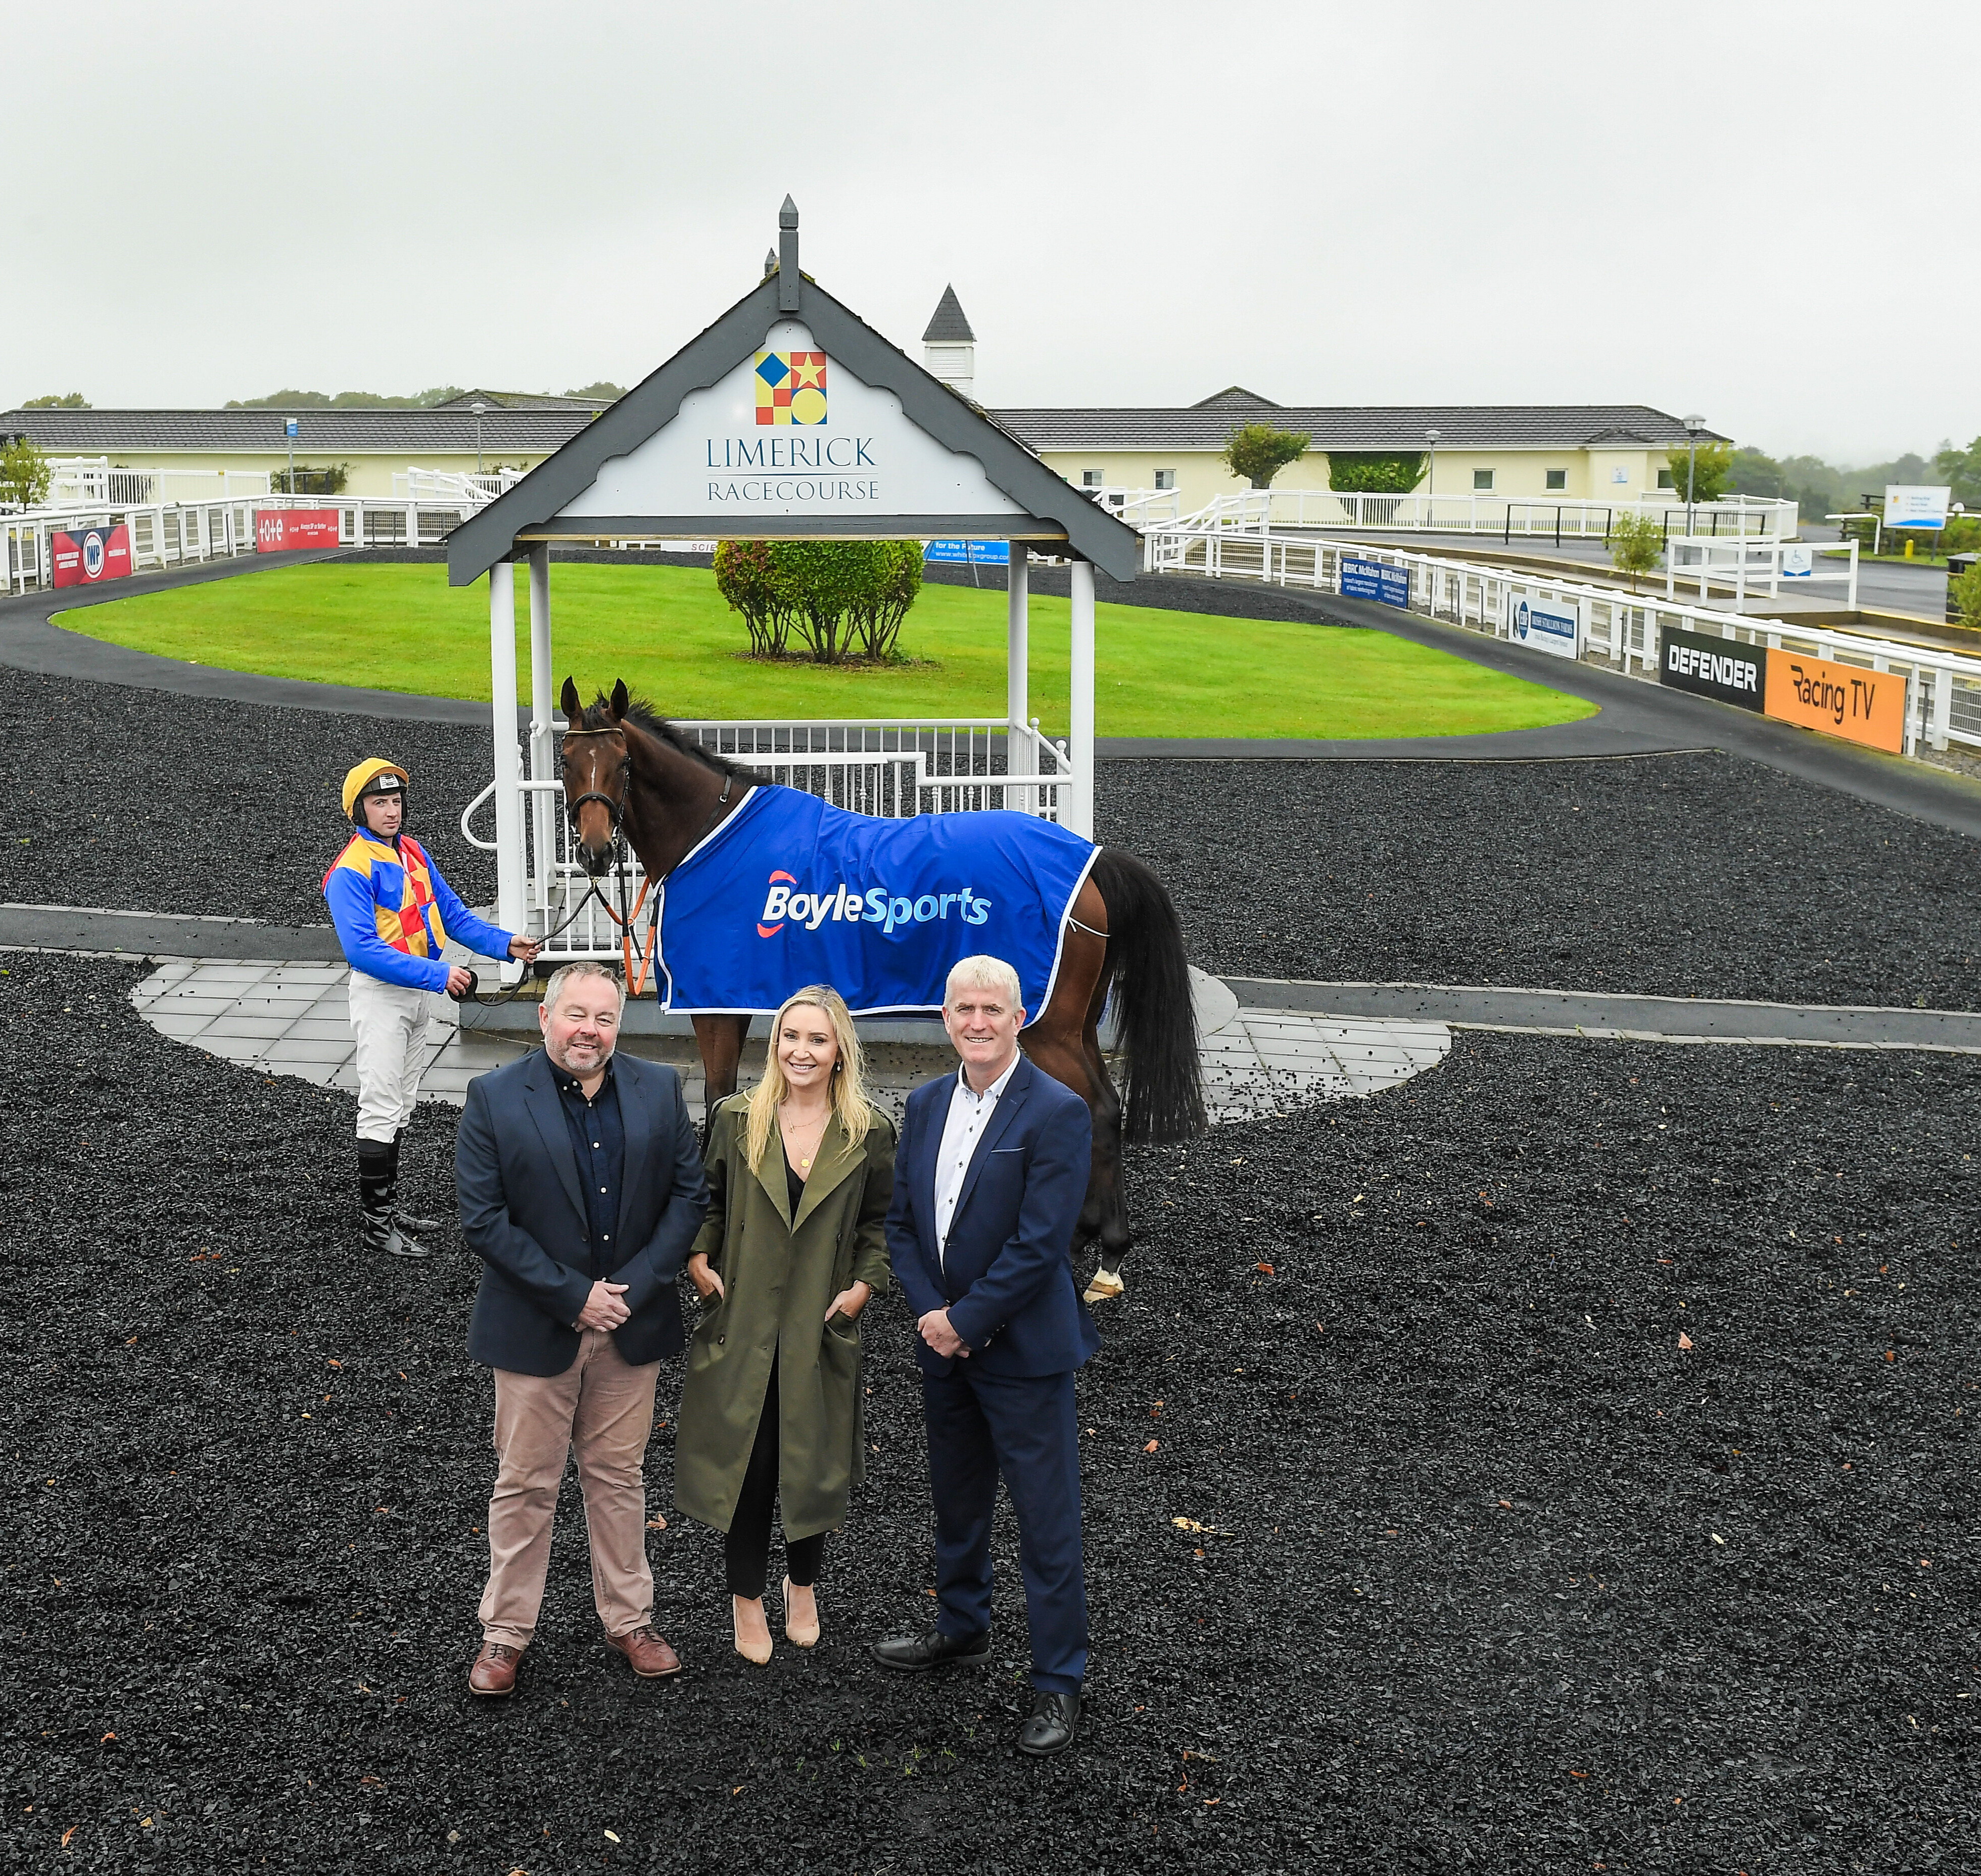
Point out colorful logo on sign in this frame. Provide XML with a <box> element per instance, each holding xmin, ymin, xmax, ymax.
<box><xmin>757</xmin><ymin>870</ymin><xmax>993</xmax><ymax>938</ymax></box>
<box><xmin>756</xmin><ymin>351</ymin><xmax>828</xmax><ymax>426</ymax></box>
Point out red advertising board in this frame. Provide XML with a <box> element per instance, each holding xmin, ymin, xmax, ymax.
<box><xmin>51</xmin><ymin>523</ymin><xmax>134</xmax><ymax>589</ymax></box>
<box><xmin>255</xmin><ymin>508</ymin><xmax>342</xmax><ymax>552</ymax></box>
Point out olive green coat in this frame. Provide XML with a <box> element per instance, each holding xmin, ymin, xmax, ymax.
<box><xmin>673</xmin><ymin>1094</ymin><xmax>896</xmax><ymax>1542</ymax></box>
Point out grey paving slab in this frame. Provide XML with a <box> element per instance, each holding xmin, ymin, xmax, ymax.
<box><xmin>0</xmin><ymin>904</ymin><xmax>344</xmax><ymax>962</ymax></box>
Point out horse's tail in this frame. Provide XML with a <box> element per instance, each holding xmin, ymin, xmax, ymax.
<box><xmin>1089</xmin><ymin>846</ymin><xmax>1206</xmax><ymax>1144</ymax></box>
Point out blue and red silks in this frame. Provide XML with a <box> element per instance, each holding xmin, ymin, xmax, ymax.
<box><xmin>653</xmin><ymin>785</ymin><xmax>1097</xmax><ymax>1017</ymax></box>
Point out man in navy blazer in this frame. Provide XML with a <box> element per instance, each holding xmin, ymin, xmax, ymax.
<box><xmin>453</xmin><ymin>961</ymin><xmax>706</xmax><ymax>1698</ymax></box>
<box><xmin>873</xmin><ymin>954</ymin><xmax>1098</xmax><ymax>1757</ymax></box>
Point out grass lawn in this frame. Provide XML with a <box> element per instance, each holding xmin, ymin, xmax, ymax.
<box><xmin>62</xmin><ymin>561</ymin><xmax>1596</xmax><ymax>740</ymax></box>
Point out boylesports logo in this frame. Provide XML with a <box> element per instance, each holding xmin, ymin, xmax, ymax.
<box><xmin>756</xmin><ymin>351</ymin><xmax>827</xmax><ymax>427</ymax></box>
<box><xmin>757</xmin><ymin>870</ymin><xmax>992</xmax><ymax>939</ymax></box>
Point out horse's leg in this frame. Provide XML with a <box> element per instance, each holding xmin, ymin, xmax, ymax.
<box><xmin>691</xmin><ymin>1012</ymin><xmax>749</xmax><ymax>1132</ymax></box>
<box><xmin>1021</xmin><ymin>877</ymin><xmax>1130</xmax><ymax>1301</ymax></box>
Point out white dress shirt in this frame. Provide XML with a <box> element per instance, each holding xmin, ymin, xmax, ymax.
<box><xmin>933</xmin><ymin>1053</ymin><xmax>1021</xmax><ymax>1271</ymax></box>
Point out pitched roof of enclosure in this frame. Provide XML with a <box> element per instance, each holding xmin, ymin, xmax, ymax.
<box><xmin>996</xmin><ymin>404</ymin><xmax>1727</xmax><ymax>452</ymax></box>
<box><xmin>0</xmin><ymin>406</ymin><xmax>596</xmax><ymax>454</ymax></box>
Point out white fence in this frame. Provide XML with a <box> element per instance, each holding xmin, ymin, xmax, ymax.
<box><xmin>1666</xmin><ymin>536</ymin><xmax>1859</xmax><ymax>610</ymax></box>
<box><xmin>460</xmin><ymin>717</ymin><xmax>1078</xmax><ymax>968</ymax></box>
<box><xmin>389</xmin><ymin>467</ymin><xmax>526</xmax><ymax>505</ymax></box>
<box><xmin>1145</xmin><ymin>527</ymin><xmax>1980</xmax><ymax>757</ymax></box>
<box><xmin>38</xmin><ymin>457</ymin><xmax>272</xmax><ymax>507</ymax></box>
<box><xmin>1146</xmin><ymin>488</ymin><xmax>1798</xmax><ymax>542</ymax></box>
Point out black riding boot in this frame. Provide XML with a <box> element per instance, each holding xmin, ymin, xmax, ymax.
<box><xmin>389</xmin><ymin>1131</ymin><xmax>442</xmax><ymax>1235</ymax></box>
<box><xmin>358</xmin><ymin>1139</ymin><xmax>428</xmax><ymax>1260</ymax></box>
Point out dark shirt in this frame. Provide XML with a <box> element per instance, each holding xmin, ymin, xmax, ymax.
<box><xmin>552</xmin><ymin>1054</ymin><xmax>626</xmax><ymax>1281</ymax></box>
<box><xmin>785</xmin><ymin>1152</ymin><xmax>805</xmax><ymax>1218</ymax></box>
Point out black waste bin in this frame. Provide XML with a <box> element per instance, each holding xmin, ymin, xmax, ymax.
<box><xmin>1952</xmin><ymin>552</ymin><xmax>1976</xmax><ymax>626</ymax></box>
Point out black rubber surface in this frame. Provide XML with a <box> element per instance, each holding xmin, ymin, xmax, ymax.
<box><xmin>3</xmin><ymin>954</ymin><xmax>1973</xmax><ymax>1871</ymax></box>
<box><xmin>1100</xmin><ymin>751</ymin><xmax>1981</xmax><ymax>1012</ymax></box>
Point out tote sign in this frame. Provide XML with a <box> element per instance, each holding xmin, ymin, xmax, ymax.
<box><xmin>255</xmin><ymin>508</ymin><xmax>342</xmax><ymax>551</ymax></box>
<box><xmin>1764</xmin><ymin>651</ymin><xmax>1905</xmax><ymax>753</ymax></box>
<box><xmin>1506</xmin><ymin>592</ymin><xmax>1582</xmax><ymax>660</ymax></box>
<box><xmin>1339</xmin><ymin>555</ymin><xmax>1411</xmax><ymax>608</ymax></box>
<box><xmin>51</xmin><ymin>524</ymin><xmax>134</xmax><ymax>588</ymax></box>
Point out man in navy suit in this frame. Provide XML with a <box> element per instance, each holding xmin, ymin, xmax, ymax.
<box><xmin>873</xmin><ymin>954</ymin><xmax>1098</xmax><ymax>1757</ymax></box>
<box><xmin>453</xmin><ymin>960</ymin><xmax>706</xmax><ymax>1698</ymax></box>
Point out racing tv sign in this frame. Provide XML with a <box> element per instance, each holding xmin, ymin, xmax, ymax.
<box><xmin>51</xmin><ymin>523</ymin><xmax>134</xmax><ymax>589</ymax></box>
<box><xmin>1506</xmin><ymin>591</ymin><xmax>1582</xmax><ymax>660</ymax></box>
<box><xmin>1339</xmin><ymin>555</ymin><xmax>1411</xmax><ymax>608</ymax></box>
<box><xmin>255</xmin><ymin>508</ymin><xmax>342</xmax><ymax>552</ymax></box>
<box><xmin>1764</xmin><ymin>650</ymin><xmax>1906</xmax><ymax>753</ymax></box>
<box><xmin>1659</xmin><ymin>625</ymin><xmax>1767</xmax><ymax>711</ymax></box>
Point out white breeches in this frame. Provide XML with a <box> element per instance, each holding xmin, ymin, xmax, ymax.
<box><xmin>347</xmin><ymin>971</ymin><xmax>441</xmax><ymax>1143</ymax></box>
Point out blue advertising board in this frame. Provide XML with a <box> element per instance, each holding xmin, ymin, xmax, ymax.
<box><xmin>1339</xmin><ymin>554</ymin><xmax>1411</xmax><ymax>608</ymax></box>
<box><xmin>924</xmin><ymin>538</ymin><xmax>1010</xmax><ymax>566</ymax></box>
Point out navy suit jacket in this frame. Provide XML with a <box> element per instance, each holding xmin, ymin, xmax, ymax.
<box><xmin>885</xmin><ymin>1054</ymin><xmax>1099</xmax><ymax>1379</ymax></box>
<box><xmin>455</xmin><ymin>1048</ymin><xmax>708</xmax><ymax>1377</ymax></box>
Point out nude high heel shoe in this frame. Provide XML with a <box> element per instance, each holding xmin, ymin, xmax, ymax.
<box><xmin>732</xmin><ymin>1594</ymin><xmax>773</xmax><ymax>1664</ymax></box>
<box><xmin>782</xmin><ymin>1575</ymin><xmax>820</xmax><ymax>1648</ymax></box>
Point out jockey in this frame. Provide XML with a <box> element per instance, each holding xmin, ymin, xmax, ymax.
<box><xmin>325</xmin><ymin>757</ymin><xmax>539</xmax><ymax>1260</ymax></box>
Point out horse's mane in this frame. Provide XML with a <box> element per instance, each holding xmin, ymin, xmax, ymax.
<box><xmin>574</xmin><ymin>690</ymin><xmax>750</xmax><ymax>783</ymax></box>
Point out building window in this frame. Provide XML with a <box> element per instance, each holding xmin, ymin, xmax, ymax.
<box><xmin>1545</xmin><ymin>468</ymin><xmax>1567</xmax><ymax>491</ymax></box>
<box><xmin>1081</xmin><ymin>470</ymin><xmax>1104</xmax><ymax>489</ymax></box>
<box><xmin>1473</xmin><ymin>468</ymin><xmax>1494</xmax><ymax>491</ymax></box>
<box><xmin>1153</xmin><ymin>470</ymin><xmax>1175</xmax><ymax>490</ymax></box>
<box><xmin>1657</xmin><ymin>469</ymin><xmax>1674</xmax><ymax>489</ymax></box>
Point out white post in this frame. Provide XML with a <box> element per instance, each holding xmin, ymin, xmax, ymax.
<box><xmin>1006</xmin><ymin>542</ymin><xmax>1031</xmax><ymax>809</ymax></box>
<box><xmin>489</xmin><ymin>562</ymin><xmax>526</xmax><ymax>980</ymax></box>
<box><xmin>528</xmin><ymin>544</ymin><xmax>556</xmax><ymax>930</ymax></box>
<box><xmin>1067</xmin><ymin>558</ymin><xmax>1096</xmax><ymax>841</ymax></box>
<box><xmin>407</xmin><ymin>502</ymin><xmax>420</xmax><ymax>549</ymax></box>
<box><xmin>1846</xmin><ymin>539</ymin><xmax>1859</xmax><ymax>611</ymax></box>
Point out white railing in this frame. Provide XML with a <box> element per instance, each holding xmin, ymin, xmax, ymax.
<box><xmin>1084</xmin><ymin>485</ymin><xmax>1186</xmax><ymax>527</ymax></box>
<box><xmin>1144</xmin><ymin>527</ymin><xmax>1981</xmax><ymax>757</ymax></box>
<box><xmin>1666</xmin><ymin>536</ymin><xmax>1859</xmax><ymax>610</ymax></box>
<box><xmin>461</xmin><ymin>716</ymin><xmax>1079</xmax><ymax>967</ymax></box>
<box><xmin>390</xmin><ymin>467</ymin><xmax>526</xmax><ymax>505</ymax></box>
<box><xmin>40</xmin><ymin>458</ymin><xmax>271</xmax><ymax>506</ymax></box>
<box><xmin>1167</xmin><ymin>488</ymin><xmax>1799</xmax><ymax>542</ymax></box>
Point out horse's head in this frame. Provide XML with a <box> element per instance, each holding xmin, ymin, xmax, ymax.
<box><xmin>559</xmin><ymin>676</ymin><xmax>632</xmax><ymax>877</ymax></box>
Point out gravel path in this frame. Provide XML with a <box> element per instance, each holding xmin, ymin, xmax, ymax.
<box><xmin>4</xmin><ymin>954</ymin><xmax>1974</xmax><ymax>1873</ymax></box>
<box><xmin>1099</xmin><ymin>751</ymin><xmax>1981</xmax><ymax>1011</ymax></box>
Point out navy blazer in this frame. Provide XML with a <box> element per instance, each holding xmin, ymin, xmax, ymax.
<box><xmin>455</xmin><ymin>1048</ymin><xmax>708</xmax><ymax>1377</ymax></box>
<box><xmin>885</xmin><ymin>1054</ymin><xmax>1099</xmax><ymax>1379</ymax></box>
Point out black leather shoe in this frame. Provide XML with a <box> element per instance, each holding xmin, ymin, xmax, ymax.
<box><xmin>871</xmin><ymin>1628</ymin><xmax>991</xmax><ymax>1672</ymax></box>
<box><xmin>1017</xmin><ymin>1690</ymin><xmax>1080</xmax><ymax>1757</ymax></box>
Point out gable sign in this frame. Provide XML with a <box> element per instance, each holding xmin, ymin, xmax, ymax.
<box><xmin>557</xmin><ymin>321</ymin><xmax>1027</xmax><ymax>526</ymax></box>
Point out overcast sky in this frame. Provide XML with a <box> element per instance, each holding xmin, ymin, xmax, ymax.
<box><xmin>9</xmin><ymin>1</ymin><xmax>1973</xmax><ymax>464</ymax></box>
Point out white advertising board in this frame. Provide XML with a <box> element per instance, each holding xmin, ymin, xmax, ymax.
<box><xmin>1506</xmin><ymin>591</ymin><xmax>1583</xmax><ymax>660</ymax></box>
<box><xmin>558</xmin><ymin>320</ymin><xmax>1027</xmax><ymax>523</ymax></box>
<box><xmin>1883</xmin><ymin>485</ymin><xmax>1951</xmax><ymax>530</ymax></box>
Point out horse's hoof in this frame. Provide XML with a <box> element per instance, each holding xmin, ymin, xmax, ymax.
<box><xmin>1082</xmin><ymin>1269</ymin><xmax>1125</xmax><ymax>1303</ymax></box>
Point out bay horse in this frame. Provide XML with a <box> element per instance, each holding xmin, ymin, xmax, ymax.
<box><xmin>555</xmin><ymin>677</ymin><xmax>1204</xmax><ymax>1300</ymax></box>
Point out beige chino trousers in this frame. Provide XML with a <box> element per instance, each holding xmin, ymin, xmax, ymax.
<box><xmin>479</xmin><ymin>1329</ymin><xmax>661</xmax><ymax>1647</ymax></box>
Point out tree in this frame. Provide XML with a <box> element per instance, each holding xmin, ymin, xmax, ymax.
<box><xmin>1325</xmin><ymin>451</ymin><xmax>1427</xmax><ymax>494</ymax></box>
<box><xmin>0</xmin><ymin>437</ymin><xmax>52</xmax><ymax>508</ymax></box>
<box><xmin>1668</xmin><ymin>440</ymin><xmax>1735</xmax><ymax>504</ymax></box>
<box><xmin>224</xmin><ymin>387</ymin><xmax>465</xmax><ymax>409</ymax></box>
<box><xmin>1951</xmin><ymin>558</ymin><xmax>1981</xmax><ymax>630</ymax></box>
<box><xmin>1609</xmin><ymin>511</ymin><xmax>1664</xmax><ymax>592</ymax></box>
<box><xmin>1220</xmin><ymin>423</ymin><xmax>1310</xmax><ymax>489</ymax></box>
<box><xmin>715</xmin><ymin>540</ymin><xmax>924</xmax><ymax>664</ymax></box>
<box><xmin>1934</xmin><ymin>435</ymin><xmax>1981</xmax><ymax>511</ymax></box>
<box><xmin>22</xmin><ymin>392</ymin><xmax>88</xmax><ymax>409</ymax></box>
<box><xmin>564</xmin><ymin>382</ymin><xmax>626</xmax><ymax>401</ymax></box>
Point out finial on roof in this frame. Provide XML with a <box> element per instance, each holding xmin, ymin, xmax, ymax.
<box><xmin>764</xmin><ymin>249</ymin><xmax>777</xmax><ymax>278</ymax></box>
<box><xmin>922</xmin><ymin>284</ymin><xmax>975</xmax><ymax>344</ymax></box>
<box><xmin>777</xmin><ymin>196</ymin><xmax>800</xmax><ymax>311</ymax></box>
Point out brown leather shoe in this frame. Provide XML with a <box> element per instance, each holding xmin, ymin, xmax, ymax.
<box><xmin>606</xmin><ymin>1625</ymin><xmax>682</xmax><ymax>1678</ymax></box>
<box><xmin>468</xmin><ymin>1640</ymin><xmax>522</xmax><ymax>1698</ymax></box>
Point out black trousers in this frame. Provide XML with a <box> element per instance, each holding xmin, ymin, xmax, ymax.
<box><xmin>725</xmin><ymin>1359</ymin><xmax>825</xmax><ymax>1599</ymax></box>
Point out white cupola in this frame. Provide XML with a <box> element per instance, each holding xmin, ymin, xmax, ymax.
<box><xmin>922</xmin><ymin>284</ymin><xmax>976</xmax><ymax>396</ymax></box>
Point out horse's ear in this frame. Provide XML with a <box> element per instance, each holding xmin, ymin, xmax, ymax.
<box><xmin>559</xmin><ymin>676</ymin><xmax>582</xmax><ymax>725</ymax></box>
<box><xmin>610</xmin><ymin>679</ymin><xmax>630</xmax><ymax>722</ymax></box>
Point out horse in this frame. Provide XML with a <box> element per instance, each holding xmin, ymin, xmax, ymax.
<box><xmin>554</xmin><ymin>677</ymin><xmax>1204</xmax><ymax>1301</ymax></box>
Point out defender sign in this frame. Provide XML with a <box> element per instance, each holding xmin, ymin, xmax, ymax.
<box><xmin>1764</xmin><ymin>650</ymin><xmax>1905</xmax><ymax>753</ymax></box>
<box><xmin>1339</xmin><ymin>555</ymin><xmax>1411</xmax><ymax>608</ymax></box>
<box><xmin>1506</xmin><ymin>592</ymin><xmax>1582</xmax><ymax>660</ymax></box>
<box><xmin>1659</xmin><ymin>626</ymin><xmax>1767</xmax><ymax>712</ymax></box>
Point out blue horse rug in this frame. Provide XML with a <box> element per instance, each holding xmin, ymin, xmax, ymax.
<box><xmin>653</xmin><ymin>784</ymin><xmax>1098</xmax><ymax>1016</ymax></box>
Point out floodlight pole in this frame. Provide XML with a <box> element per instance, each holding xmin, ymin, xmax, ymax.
<box><xmin>1683</xmin><ymin>413</ymin><xmax>1705</xmax><ymax>539</ymax></box>
<box><xmin>1424</xmin><ymin>427</ymin><xmax>1441</xmax><ymax>521</ymax></box>
<box><xmin>471</xmin><ymin>400</ymin><xmax>489</xmax><ymax>476</ymax></box>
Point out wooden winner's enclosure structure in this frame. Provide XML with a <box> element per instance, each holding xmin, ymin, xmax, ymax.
<box><xmin>450</xmin><ymin>201</ymin><xmax>1141</xmax><ymax>981</ymax></box>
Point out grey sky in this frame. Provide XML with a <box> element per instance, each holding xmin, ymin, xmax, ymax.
<box><xmin>10</xmin><ymin>1</ymin><xmax>1973</xmax><ymax>464</ymax></box>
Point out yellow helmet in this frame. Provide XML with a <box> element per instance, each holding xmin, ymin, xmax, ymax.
<box><xmin>342</xmin><ymin>757</ymin><xmax>410</xmax><ymax>823</ymax></box>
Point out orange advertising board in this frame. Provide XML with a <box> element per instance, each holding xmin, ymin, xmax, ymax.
<box><xmin>1763</xmin><ymin>651</ymin><xmax>1906</xmax><ymax>753</ymax></box>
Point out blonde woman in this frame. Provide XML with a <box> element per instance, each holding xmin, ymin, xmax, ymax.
<box><xmin>677</xmin><ymin>985</ymin><xmax>895</xmax><ymax>1663</ymax></box>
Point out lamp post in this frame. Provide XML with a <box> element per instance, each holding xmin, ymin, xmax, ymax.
<box><xmin>1683</xmin><ymin>412</ymin><xmax>1705</xmax><ymax>539</ymax></box>
<box><xmin>471</xmin><ymin>400</ymin><xmax>488</xmax><ymax>477</ymax></box>
<box><xmin>1424</xmin><ymin>428</ymin><xmax>1441</xmax><ymax>520</ymax></box>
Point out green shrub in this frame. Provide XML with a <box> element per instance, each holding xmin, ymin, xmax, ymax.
<box><xmin>1220</xmin><ymin>423</ymin><xmax>1311</xmax><ymax>489</ymax></box>
<box><xmin>0</xmin><ymin>437</ymin><xmax>52</xmax><ymax>508</ymax></box>
<box><xmin>1325</xmin><ymin>451</ymin><xmax>1426</xmax><ymax>494</ymax></box>
<box><xmin>1609</xmin><ymin>511</ymin><xmax>1665</xmax><ymax>591</ymax></box>
<box><xmin>1951</xmin><ymin>558</ymin><xmax>1981</xmax><ymax>629</ymax></box>
<box><xmin>1668</xmin><ymin>440</ymin><xmax>1734</xmax><ymax>504</ymax></box>
<box><xmin>714</xmin><ymin>540</ymin><xmax>924</xmax><ymax>664</ymax></box>
<box><xmin>271</xmin><ymin>462</ymin><xmax>350</xmax><ymax>495</ymax></box>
